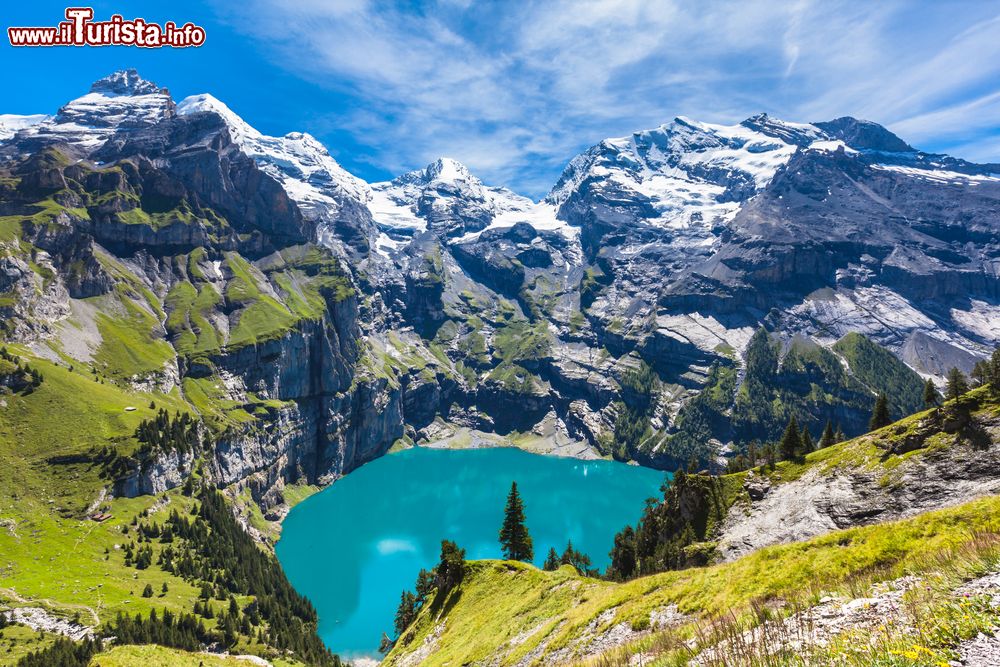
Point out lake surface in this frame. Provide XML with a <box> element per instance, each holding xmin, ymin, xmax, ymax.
<box><xmin>276</xmin><ymin>446</ymin><xmax>668</xmax><ymax>660</ymax></box>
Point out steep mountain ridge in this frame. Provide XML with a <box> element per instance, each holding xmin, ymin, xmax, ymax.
<box><xmin>0</xmin><ymin>67</ymin><xmax>998</xmax><ymax>667</ymax></box>
<box><xmin>1</xmin><ymin>68</ymin><xmax>998</xmax><ymax>490</ymax></box>
<box><xmin>0</xmin><ymin>71</ymin><xmax>405</xmax><ymax>519</ymax></box>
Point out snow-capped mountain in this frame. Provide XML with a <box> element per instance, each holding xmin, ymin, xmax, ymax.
<box><xmin>1</xmin><ymin>69</ymin><xmax>997</xmax><ymax>472</ymax></box>
<box><xmin>368</xmin><ymin>157</ymin><xmax>571</xmax><ymax>255</ymax></box>
<box><xmin>550</xmin><ymin>112</ymin><xmax>999</xmax><ymax>383</ymax></box>
<box><xmin>7</xmin><ymin>69</ymin><xmax>175</xmax><ymax>153</ymax></box>
<box><xmin>176</xmin><ymin>93</ymin><xmax>375</xmax><ymax>258</ymax></box>
<box><xmin>0</xmin><ymin>114</ymin><xmax>48</xmax><ymax>142</ymax></box>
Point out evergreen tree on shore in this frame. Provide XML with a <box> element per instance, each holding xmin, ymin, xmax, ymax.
<box><xmin>559</xmin><ymin>540</ymin><xmax>594</xmax><ymax>576</ymax></box>
<box><xmin>435</xmin><ymin>540</ymin><xmax>466</xmax><ymax>594</ymax></box>
<box><xmin>608</xmin><ymin>525</ymin><xmax>637</xmax><ymax>581</ymax></box>
<box><xmin>393</xmin><ymin>591</ymin><xmax>418</xmax><ymax>638</ymax></box>
<box><xmin>499</xmin><ymin>482</ymin><xmax>534</xmax><ymax>561</ymax></box>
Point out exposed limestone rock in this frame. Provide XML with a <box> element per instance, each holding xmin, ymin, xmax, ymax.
<box><xmin>718</xmin><ymin>412</ymin><xmax>1000</xmax><ymax>561</ymax></box>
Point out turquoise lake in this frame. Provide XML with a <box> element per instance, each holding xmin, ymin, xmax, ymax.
<box><xmin>276</xmin><ymin>446</ymin><xmax>668</xmax><ymax>660</ymax></box>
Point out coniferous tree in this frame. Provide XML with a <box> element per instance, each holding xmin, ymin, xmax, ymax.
<box><xmin>779</xmin><ymin>416</ymin><xmax>802</xmax><ymax>461</ymax></box>
<box><xmin>971</xmin><ymin>360</ymin><xmax>990</xmax><ymax>387</ymax></box>
<box><xmin>414</xmin><ymin>568</ymin><xmax>435</xmax><ymax>604</ymax></box>
<box><xmin>946</xmin><ymin>367</ymin><xmax>969</xmax><ymax>402</ymax></box>
<box><xmin>869</xmin><ymin>393</ymin><xmax>892</xmax><ymax>431</ymax></box>
<box><xmin>608</xmin><ymin>525</ymin><xmax>637</xmax><ymax>581</ymax></box>
<box><xmin>559</xmin><ymin>540</ymin><xmax>593</xmax><ymax>575</ymax></box>
<box><xmin>988</xmin><ymin>346</ymin><xmax>1000</xmax><ymax>394</ymax></box>
<box><xmin>834</xmin><ymin>423</ymin><xmax>845</xmax><ymax>443</ymax></box>
<box><xmin>16</xmin><ymin>637</ymin><xmax>103</xmax><ymax>667</ymax></box>
<box><xmin>923</xmin><ymin>378</ymin><xmax>939</xmax><ymax>409</ymax></box>
<box><xmin>499</xmin><ymin>482</ymin><xmax>533</xmax><ymax>561</ymax></box>
<box><xmin>800</xmin><ymin>427</ymin><xmax>814</xmax><ymax>454</ymax></box>
<box><xmin>818</xmin><ymin>420</ymin><xmax>836</xmax><ymax>449</ymax></box>
<box><xmin>393</xmin><ymin>590</ymin><xmax>417</xmax><ymax>637</ymax></box>
<box><xmin>543</xmin><ymin>548</ymin><xmax>560</xmax><ymax>571</ymax></box>
<box><xmin>746</xmin><ymin>440</ymin><xmax>759</xmax><ymax>467</ymax></box>
<box><xmin>435</xmin><ymin>540</ymin><xmax>466</xmax><ymax>594</ymax></box>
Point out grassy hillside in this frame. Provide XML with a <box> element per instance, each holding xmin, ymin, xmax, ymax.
<box><xmin>0</xmin><ymin>345</ymin><xmax>335</xmax><ymax>666</ymax></box>
<box><xmin>386</xmin><ymin>496</ymin><xmax>1000</xmax><ymax>667</ymax></box>
<box><xmin>0</xmin><ymin>353</ymin><xmax>208</xmax><ymax>664</ymax></box>
<box><xmin>385</xmin><ymin>390</ymin><xmax>1000</xmax><ymax>666</ymax></box>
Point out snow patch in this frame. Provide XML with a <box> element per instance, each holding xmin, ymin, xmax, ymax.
<box><xmin>0</xmin><ymin>114</ymin><xmax>49</xmax><ymax>142</ymax></box>
<box><xmin>872</xmin><ymin>164</ymin><xmax>1000</xmax><ymax>184</ymax></box>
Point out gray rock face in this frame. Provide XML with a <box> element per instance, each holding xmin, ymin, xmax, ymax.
<box><xmin>2</xmin><ymin>70</ymin><xmax>999</xmax><ymax>505</ymax></box>
<box><xmin>718</xmin><ymin>409</ymin><xmax>1000</xmax><ymax>561</ymax></box>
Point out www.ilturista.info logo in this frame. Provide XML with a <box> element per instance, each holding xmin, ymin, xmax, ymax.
<box><xmin>8</xmin><ymin>8</ymin><xmax>206</xmax><ymax>47</ymax></box>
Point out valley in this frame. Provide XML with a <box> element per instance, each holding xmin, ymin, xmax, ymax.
<box><xmin>0</xmin><ymin>68</ymin><xmax>997</xmax><ymax>666</ymax></box>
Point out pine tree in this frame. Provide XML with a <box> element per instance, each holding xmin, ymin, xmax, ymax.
<box><xmin>499</xmin><ymin>482</ymin><xmax>533</xmax><ymax>561</ymax></box>
<box><xmin>393</xmin><ymin>590</ymin><xmax>417</xmax><ymax>637</ymax></box>
<box><xmin>923</xmin><ymin>378</ymin><xmax>939</xmax><ymax>409</ymax></box>
<box><xmin>869</xmin><ymin>393</ymin><xmax>891</xmax><ymax>431</ymax></box>
<box><xmin>989</xmin><ymin>346</ymin><xmax>1000</xmax><ymax>394</ymax></box>
<box><xmin>141</xmin><ymin>583</ymin><xmax>154</xmax><ymax>598</ymax></box>
<box><xmin>608</xmin><ymin>525</ymin><xmax>637</xmax><ymax>581</ymax></box>
<box><xmin>414</xmin><ymin>568</ymin><xmax>435</xmax><ymax>603</ymax></box>
<box><xmin>800</xmin><ymin>427</ymin><xmax>814</xmax><ymax>454</ymax></box>
<box><xmin>435</xmin><ymin>540</ymin><xmax>466</xmax><ymax>594</ymax></box>
<box><xmin>543</xmin><ymin>548</ymin><xmax>559</xmax><ymax>571</ymax></box>
<box><xmin>834</xmin><ymin>423</ymin><xmax>845</xmax><ymax>443</ymax></box>
<box><xmin>818</xmin><ymin>420</ymin><xmax>836</xmax><ymax>449</ymax></box>
<box><xmin>946</xmin><ymin>367</ymin><xmax>969</xmax><ymax>402</ymax></box>
<box><xmin>972</xmin><ymin>360</ymin><xmax>990</xmax><ymax>387</ymax></box>
<box><xmin>779</xmin><ymin>416</ymin><xmax>802</xmax><ymax>461</ymax></box>
<box><xmin>559</xmin><ymin>540</ymin><xmax>593</xmax><ymax>575</ymax></box>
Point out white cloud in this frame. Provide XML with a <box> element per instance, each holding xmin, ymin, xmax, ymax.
<box><xmin>213</xmin><ymin>0</ymin><xmax>1000</xmax><ymax>196</ymax></box>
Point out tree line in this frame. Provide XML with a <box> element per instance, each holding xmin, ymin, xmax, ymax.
<box><xmin>0</xmin><ymin>346</ymin><xmax>43</xmax><ymax>394</ymax></box>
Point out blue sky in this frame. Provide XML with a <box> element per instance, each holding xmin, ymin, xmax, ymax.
<box><xmin>2</xmin><ymin>0</ymin><xmax>999</xmax><ymax>198</ymax></box>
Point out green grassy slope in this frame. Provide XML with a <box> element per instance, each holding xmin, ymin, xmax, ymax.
<box><xmin>386</xmin><ymin>496</ymin><xmax>1000</xmax><ymax>667</ymax></box>
<box><xmin>385</xmin><ymin>391</ymin><xmax>1000</xmax><ymax>666</ymax></box>
<box><xmin>0</xmin><ymin>345</ymin><xmax>331</xmax><ymax>665</ymax></box>
<box><xmin>0</xmin><ymin>354</ymin><xmax>209</xmax><ymax>664</ymax></box>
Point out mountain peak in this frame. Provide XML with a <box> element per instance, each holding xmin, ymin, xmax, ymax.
<box><xmin>424</xmin><ymin>157</ymin><xmax>475</xmax><ymax>183</ymax></box>
<box><xmin>177</xmin><ymin>93</ymin><xmax>260</xmax><ymax>141</ymax></box>
<box><xmin>89</xmin><ymin>69</ymin><xmax>165</xmax><ymax>97</ymax></box>
<box><xmin>813</xmin><ymin>116</ymin><xmax>914</xmax><ymax>152</ymax></box>
<box><xmin>739</xmin><ymin>113</ymin><xmax>824</xmax><ymax>146</ymax></box>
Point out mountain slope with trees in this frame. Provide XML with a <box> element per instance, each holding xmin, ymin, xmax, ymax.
<box><xmin>386</xmin><ymin>379</ymin><xmax>1000</xmax><ymax>666</ymax></box>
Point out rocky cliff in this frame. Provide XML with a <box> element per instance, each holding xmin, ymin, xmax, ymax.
<box><xmin>1</xmin><ymin>70</ymin><xmax>998</xmax><ymax>511</ymax></box>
